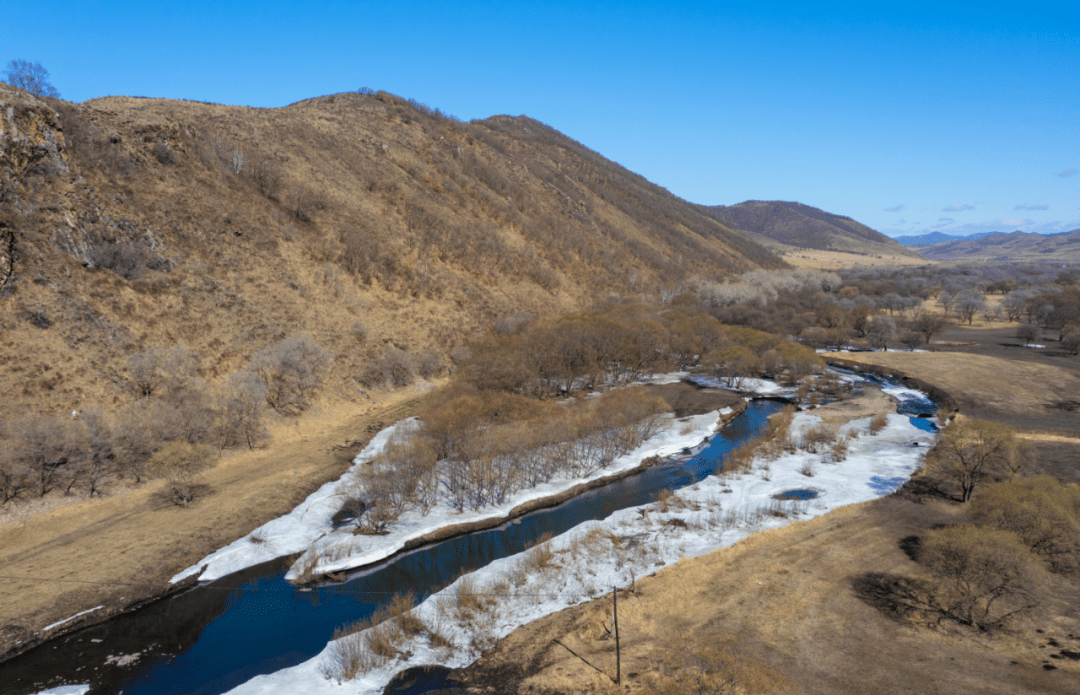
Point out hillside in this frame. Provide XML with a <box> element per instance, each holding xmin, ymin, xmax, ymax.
<box><xmin>702</xmin><ymin>200</ymin><xmax>924</xmax><ymax>261</ymax></box>
<box><xmin>913</xmin><ymin>229</ymin><xmax>1080</xmax><ymax>262</ymax></box>
<box><xmin>0</xmin><ymin>83</ymin><xmax>783</xmax><ymax>419</ymax></box>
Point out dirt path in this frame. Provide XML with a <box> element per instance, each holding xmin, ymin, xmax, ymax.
<box><xmin>0</xmin><ymin>391</ymin><xmax>429</xmax><ymax>659</ymax></box>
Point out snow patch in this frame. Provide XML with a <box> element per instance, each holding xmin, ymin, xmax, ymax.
<box><xmin>33</xmin><ymin>686</ymin><xmax>89</xmax><ymax>695</ymax></box>
<box><xmin>43</xmin><ymin>606</ymin><xmax>104</xmax><ymax>632</ymax></box>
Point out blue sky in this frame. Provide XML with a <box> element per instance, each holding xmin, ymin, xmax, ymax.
<box><xmin>4</xmin><ymin>1</ymin><xmax>1078</xmax><ymax>238</ymax></box>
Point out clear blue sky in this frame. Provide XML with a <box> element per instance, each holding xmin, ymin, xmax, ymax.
<box><xmin>5</xmin><ymin>1</ymin><xmax>1078</xmax><ymax>238</ymax></box>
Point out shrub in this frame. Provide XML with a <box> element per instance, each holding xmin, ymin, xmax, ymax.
<box><xmin>919</xmin><ymin>524</ymin><xmax>1044</xmax><ymax>630</ymax></box>
<box><xmin>970</xmin><ymin>476</ymin><xmax>1080</xmax><ymax>573</ymax></box>
<box><xmin>3</xmin><ymin>414</ymin><xmax>76</xmax><ymax>498</ymax></box>
<box><xmin>868</xmin><ymin>412</ymin><xmax>888</xmax><ymax>435</ymax></box>
<box><xmin>146</xmin><ymin>441</ymin><xmax>215</xmax><ymax>508</ymax></box>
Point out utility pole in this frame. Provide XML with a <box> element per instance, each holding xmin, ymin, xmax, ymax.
<box><xmin>613</xmin><ymin>586</ymin><xmax>621</xmax><ymax>686</ymax></box>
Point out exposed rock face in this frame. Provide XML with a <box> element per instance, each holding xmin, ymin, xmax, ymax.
<box><xmin>0</xmin><ymin>82</ymin><xmax>69</xmax><ymax>178</ymax></box>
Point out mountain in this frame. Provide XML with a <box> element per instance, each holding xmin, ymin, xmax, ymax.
<box><xmin>0</xmin><ymin>83</ymin><xmax>783</xmax><ymax>417</ymax></box>
<box><xmin>701</xmin><ymin>200</ymin><xmax>923</xmax><ymax>260</ymax></box>
<box><xmin>892</xmin><ymin>231</ymin><xmax>1001</xmax><ymax>246</ymax></box>
<box><xmin>912</xmin><ymin>229</ymin><xmax>1080</xmax><ymax>262</ymax></box>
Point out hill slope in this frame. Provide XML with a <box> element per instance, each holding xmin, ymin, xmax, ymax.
<box><xmin>0</xmin><ymin>83</ymin><xmax>783</xmax><ymax>418</ymax></box>
<box><xmin>913</xmin><ymin>229</ymin><xmax>1080</xmax><ymax>262</ymax></box>
<box><xmin>702</xmin><ymin>200</ymin><xmax>923</xmax><ymax>260</ymax></box>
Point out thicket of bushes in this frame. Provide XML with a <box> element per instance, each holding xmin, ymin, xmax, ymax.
<box><xmin>0</xmin><ymin>333</ymin><xmax>331</xmax><ymax>507</ymax></box>
<box><xmin>337</xmin><ymin>304</ymin><xmax>823</xmax><ymax>533</ymax></box>
<box><xmin>694</xmin><ymin>265</ymin><xmax>1080</xmax><ymax>353</ymax></box>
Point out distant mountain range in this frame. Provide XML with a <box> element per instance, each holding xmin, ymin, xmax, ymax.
<box><xmin>893</xmin><ymin>231</ymin><xmax>1000</xmax><ymax>245</ymax></box>
<box><xmin>910</xmin><ymin>229</ymin><xmax>1080</xmax><ymax>262</ymax></box>
<box><xmin>701</xmin><ymin>200</ymin><xmax>922</xmax><ymax>259</ymax></box>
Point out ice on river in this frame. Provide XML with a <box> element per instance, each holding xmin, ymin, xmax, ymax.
<box><xmin>225</xmin><ymin>407</ymin><xmax>934</xmax><ymax>695</ymax></box>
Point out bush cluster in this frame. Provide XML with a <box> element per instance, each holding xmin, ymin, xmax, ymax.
<box><xmin>0</xmin><ymin>333</ymin><xmax>330</xmax><ymax>507</ymax></box>
<box><xmin>341</xmin><ymin>386</ymin><xmax>667</xmax><ymax>525</ymax></box>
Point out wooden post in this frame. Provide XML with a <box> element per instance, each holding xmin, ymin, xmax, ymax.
<box><xmin>613</xmin><ymin>586</ymin><xmax>621</xmax><ymax>686</ymax></box>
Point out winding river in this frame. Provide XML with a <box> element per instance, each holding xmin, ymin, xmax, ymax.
<box><xmin>2</xmin><ymin>375</ymin><xmax>937</xmax><ymax>695</ymax></box>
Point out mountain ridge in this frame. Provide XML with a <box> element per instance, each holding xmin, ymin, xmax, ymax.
<box><xmin>701</xmin><ymin>200</ymin><xmax>923</xmax><ymax>259</ymax></box>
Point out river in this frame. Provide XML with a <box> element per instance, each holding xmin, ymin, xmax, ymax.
<box><xmin>3</xmin><ymin>401</ymin><xmax>800</xmax><ymax>695</ymax></box>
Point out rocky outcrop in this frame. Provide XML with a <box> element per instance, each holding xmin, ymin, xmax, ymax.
<box><xmin>0</xmin><ymin>82</ymin><xmax>69</xmax><ymax>178</ymax></box>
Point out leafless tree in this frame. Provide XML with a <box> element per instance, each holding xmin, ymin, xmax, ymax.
<box><xmin>926</xmin><ymin>418</ymin><xmax>1027</xmax><ymax>503</ymax></box>
<box><xmin>249</xmin><ymin>333</ymin><xmax>333</xmax><ymax>414</ymax></box>
<box><xmin>5</xmin><ymin>414</ymin><xmax>74</xmax><ymax>497</ymax></box>
<box><xmin>73</xmin><ymin>405</ymin><xmax>115</xmax><ymax>497</ymax></box>
<box><xmin>213</xmin><ymin>370</ymin><xmax>269</xmax><ymax>453</ymax></box>
<box><xmin>955</xmin><ymin>290</ymin><xmax>988</xmax><ymax>325</ymax></box>
<box><xmin>126</xmin><ymin>344</ymin><xmax>201</xmax><ymax>401</ymax></box>
<box><xmin>910</xmin><ymin>309</ymin><xmax>947</xmax><ymax>344</ymax></box>
<box><xmin>3</xmin><ymin>59</ymin><xmax>60</xmax><ymax>98</ymax></box>
<box><xmin>866</xmin><ymin>315</ymin><xmax>896</xmax><ymax>351</ymax></box>
<box><xmin>919</xmin><ymin>525</ymin><xmax>1044</xmax><ymax>631</ymax></box>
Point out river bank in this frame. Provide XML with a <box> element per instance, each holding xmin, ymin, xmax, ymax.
<box><xmin>223</xmin><ymin>385</ymin><xmax>935</xmax><ymax>694</ymax></box>
<box><xmin>170</xmin><ymin>380</ymin><xmax>746</xmax><ymax>586</ymax></box>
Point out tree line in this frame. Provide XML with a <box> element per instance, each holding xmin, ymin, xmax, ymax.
<box><xmin>0</xmin><ymin>333</ymin><xmax>331</xmax><ymax>507</ymax></box>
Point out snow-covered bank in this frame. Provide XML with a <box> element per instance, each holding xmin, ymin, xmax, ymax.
<box><xmin>171</xmin><ymin>374</ymin><xmax>732</xmax><ymax>585</ymax></box>
<box><xmin>170</xmin><ymin>424</ymin><xmax>405</xmax><ymax>583</ymax></box>
<box><xmin>283</xmin><ymin>406</ymin><xmax>732</xmax><ymax>582</ymax></box>
<box><xmin>225</xmin><ymin>405</ymin><xmax>934</xmax><ymax>695</ymax></box>
<box><xmin>42</xmin><ymin>606</ymin><xmax>104</xmax><ymax>633</ymax></box>
<box><xmin>33</xmin><ymin>686</ymin><xmax>89</xmax><ymax>695</ymax></box>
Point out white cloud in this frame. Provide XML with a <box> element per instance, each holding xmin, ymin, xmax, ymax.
<box><xmin>1014</xmin><ymin>204</ymin><xmax>1049</xmax><ymax>211</ymax></box>
<box><xmin>1057</xmin><ymin>168</ymin><xmax>1078</xmax><ymax>178</ymax></box>
<box><xmin>883</xmin><ymin>204</ymin><xmax>903</xmax><ymax>213</ymax></box>
<box><xmin>942</xmin><ymin>203</ymin><xmax>974</xmax><ymax>212</ymax></box>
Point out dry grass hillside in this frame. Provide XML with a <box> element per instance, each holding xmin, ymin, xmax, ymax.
<box><xmin>702</xmin><ymin>199</ymin><xmax>924</xmax><ymax>261</ymax></box>
<box><xmin>0</xmin><ymin>82</ymin><xmax>783</xmax><ymax>420</ymax></box>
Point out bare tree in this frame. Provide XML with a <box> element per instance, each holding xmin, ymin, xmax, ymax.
<box><xmin>955</xmin><ymin>290</ymin><xmax>988</xmax><ymax>325</ymax></box>
<box><xmin>249</xmin><ymin>333</ymin><xmax>333</xmax><ymax>414</ymax></box>
<box><xmin>213</xmin><ymin>370</ymin><xmax>269</xmax><ymax>453</ymax></box>
<box><xmin>911</xmin><ymin>310</ymin><xmax>947</xmax><ymax>344</ymax></box>
<box><xmin>126</xmin><ymin>344</ymin><xmax>201</xmax><ymax>401</ymax></box>
<box><xmin>73</xmin><ymin>405</ymin><xmax>114</xmax><ymax>497</ymax></box>
<box><xmin>866</xmin><ymin>315</ymin><xmax>896</xmax><ymax>351</ymax></box>
<box><xmin>919</xmin><ymin>525</ymin><xmax>1044</xmax><ymax>631</ymax></box>
<box><xmin>5</xmin><ymin>414</ymin><xmax>74</xmax><ymax>497</ymax></box>
<box><xmin>3</xmin><ymin>59</ymin><xmax>60</xmax><ymax>98</ymax></box>
<box><xmin>1016</xmin><ymin>322</ymin><xmax>1040</xmax><ymax>345</ymax></box>
<box><xmin>926</xmin><ymin>418</ymin><xmax>1027</xmax><ymax>502</ymax></box>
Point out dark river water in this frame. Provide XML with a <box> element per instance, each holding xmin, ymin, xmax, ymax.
<box><xmin>2</xmin><ymin>376</ymin><xmax>936</xmax><ymax>695</ymax></box>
